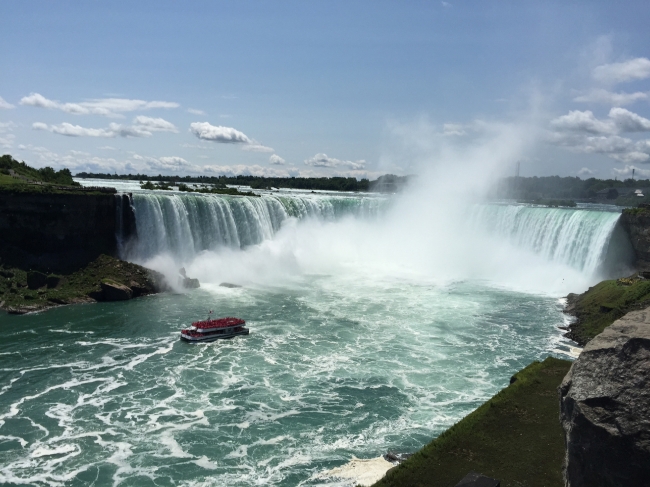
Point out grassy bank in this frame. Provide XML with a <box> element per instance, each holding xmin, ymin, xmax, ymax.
<box><xmin>564</xmin><ymin>275</ymin><xmax>650</xmax><ymax>345</ymax></box>
<box><xmin>0</xmin><ymin>254</ymin><xmax>164</xmax><ymax>314</ymax></box>
<box><xmin>374</xmin><ymin>357</ymin><xmax>572</xmax><ymax>487</ymax></box>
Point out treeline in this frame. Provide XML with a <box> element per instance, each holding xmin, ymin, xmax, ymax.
<box><xmin>494</xmin><ymin>176</ymin><xmax>650</xmax><ymax>201</ymax></box>
<box><xmin>75</xmin><ymin>172</ymin><xmax>414</xmax><ymax>193</ymax></box>
<box><xmin>1</xmin><ymin>155</ymin><xmax>79</xmax><ymax>186</ymax></box>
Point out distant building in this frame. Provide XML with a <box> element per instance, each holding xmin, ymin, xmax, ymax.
<box><xmin>596</xmin><ymin>187</ymin><xmax>650</xmax><ymax>199</ymax></box>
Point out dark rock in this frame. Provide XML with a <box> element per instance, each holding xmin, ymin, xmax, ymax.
<box><xmin>384</xmin><ymin>451</ymin><xmax>412</xmax><ymax>463</ymax></box>
<box><xmin>129</xmin><ymin>280</ymin><xmax>148</xmax><ymax>297</ymax></box>
<box><xmin>100</xmin><ymin>280</ymin><xmax>133</xmax><ymax>301</ymax></box>
<box><xmin>179</xmin><ymin>267</ymin><xmax>187</xmax><ymax>278</ymax></box>
<box><xmin>27</xmin><ymin>271</ymin><xmax>47</xmax><ymax>289</ymax></box>
<box><xmin>219</xmin><ymin>282</ymin><xmax>242</xmax><ymax>288</ymax></box>
<box><xmin>46</xmin><ymin>275</ymin><xmax>62</xmax><ymax>289</ymax></box>
<box><xmin>181</xmin><ymin>277</ymin><xmax>200</xmax><ymax>289</ymax></box>
<box><xmin>455</xmin><ymin>471</ymin><xmax>500</xmax><ymax>487</ymax></box>
<box><xmin>559</xmin><ymin>308</ymin><xmax>650</xmax><ymax>487</ymax></box>
<box><xmin>620</xmin><ymin>210</ymin><xmax>650</xmax><ymax>272</ymax></box>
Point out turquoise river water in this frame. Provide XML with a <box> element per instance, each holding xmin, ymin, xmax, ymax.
<box><xmin>0</xmin><ymin>185</ymin><xmax>629</xmax><ymax>486</ymax></box>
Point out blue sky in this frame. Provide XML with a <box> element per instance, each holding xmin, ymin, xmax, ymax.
<box><xmin>1</xmin><ymin>1</ymin><xmax>650</xmax><ymax>179</ymax></box>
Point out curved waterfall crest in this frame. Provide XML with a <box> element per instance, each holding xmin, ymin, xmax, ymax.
<box><xmin>469</xmin><ymin>204</ymin><xmax>626</xmax><ymax>275</ymax></box>
<box><xmin>125</xmin><ymin>192</ymin><xmax>386</xmax><ymax>261</ymax></box>
<box><xmin>123</xmin><ymin>192</ymin><xmax>628</xmax><ymax>277</ymax></box>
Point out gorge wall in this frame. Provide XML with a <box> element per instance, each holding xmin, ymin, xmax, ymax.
<box><xmin>0</xmin><ymin>191</ymin><xmax>135</xmax><ymax>272</ymax></box>
<box><xmin>619</xmin><ymin>208</ymin><xmax>650</xmax><ymax>272</ymax></box>
<box><xmin>559</xmin><ymin>308</ymin><xmax>650</xmax><ymax>487</ymax></box>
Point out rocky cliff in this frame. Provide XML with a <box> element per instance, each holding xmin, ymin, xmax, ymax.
<box><xmin>559</xmin><ymin>308</ymin><xmax>650</xmax><ymax>486</ymax></box>
<box><xmin>619</xmin><ymin>208</ymin><xmax>650</xmax><ymax>272</ymax></box>
<box><xmin>0</xmin><ymin>191</ymin><xmax>135</xmax><ymax>272</ymax></box>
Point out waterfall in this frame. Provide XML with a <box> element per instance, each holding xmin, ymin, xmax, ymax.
<box><xmin>124</xmin><ymin>192</ymin><xmax>386</xmax><ymax>261</ymax></box>
<box><xmin>468</xmin><ymin>204</ymin><xmax>631</xmax><ymax>276</ymax></box>
<box><xmin>121</xmin><ymin>192</ymin><xmax>633</xmax><ymax>277</ymax></box>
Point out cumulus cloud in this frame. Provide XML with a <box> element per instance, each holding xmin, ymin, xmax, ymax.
<box><xmin>593</xmin><ymin>58</ymin><xmax>650</xmax><ymax>84</ymax></box>
<box><xmin>269</xmin><ymin>154</ymin><xmax>285</xmax><ymax>165</ymax></box>
<box><xmin>32</xmin><ymin>116</ymin><xmax>178</xmax><ymax>138</ymax></box>
<box><xmin>577</xmin><ymin>167</ymin><xmax>595</xmax><ymax>177</ymax></box>
<box><xmin>304</xmin><ymin>153</ymin><xmax>366</xmax><ymax>170</ymax></box>
<box><xmin>189</xmin><ymin>121</ymin><xmax>275</xmax><ymax>152</ymax></box>
<box><xmin>132</xmin><ymin>116</ymin><xmax>178</xmax><ymax>133</ymax></box>
<box><xmin>550</xmin><ymin>110</ymin><xmax>616</xmax><ymax>135</ymax></box>
<box><xmin>0</xmin><ymin>96</ymin><xmax>14</xmax><ymax>109</ymax></box>
<box><xmin>550</xmin><ymin>108</ymin><xmax>650</xmax><ymax>136</ymax></box>
<box><xmin>189</xmin><ymin>122</ymin><xmax>251</xmax><ymax>144</ymax></box>
<box><xmin>20</xmin><ymin>93</ymin><xmax>179</xmax><ymax>118</ymax></box>
<box><xmin>573</xmin><ymin>89</ymin><xmax>648</xmax><ymax>107</ymax></box>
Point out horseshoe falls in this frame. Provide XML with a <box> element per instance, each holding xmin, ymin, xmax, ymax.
<box><xmin>0</xmin><ymin>190</ymin><xmax>634</xmax><ymax>487</ymax></box>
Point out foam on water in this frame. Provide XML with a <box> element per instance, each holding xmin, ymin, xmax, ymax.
<box><xmin>0</xmin><ymin>187</ymin><xmax>630</xmax><ymax>486</ymax></box>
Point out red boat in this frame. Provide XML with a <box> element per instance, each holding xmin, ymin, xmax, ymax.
<box><xmin>180</xmin><ymin>316</ymin><xmax>249</xmax><ymax>343</ymax></box>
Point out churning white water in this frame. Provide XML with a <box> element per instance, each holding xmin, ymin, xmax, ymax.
<box><xmin>0</xmin><ymin>182</ymin><xmax>634</xmax><ymax>486</ymax></box>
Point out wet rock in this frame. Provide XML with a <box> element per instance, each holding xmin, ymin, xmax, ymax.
<box><xmin>559</xmin><ymin>308</ymin><xmax>650</xmax><ymax>487</ymax></box>
<box><xmin>181</xmin><ymin>277</ymin><xmax>200</xmax><ymax>289</ymax></box>
<box><xmin>27</xmin><ymin>270</ymin><xmax>47</xmax><ymax>290</ymax></box>
<box><xmin>100</xmin><ymin>280</ymin><xmax>133</xmax><ymax>301</ymax></box>
<box><xmin>219</xmin><ymin>282</ymin><xmax>241</xmax><ymax>288</ymax></box>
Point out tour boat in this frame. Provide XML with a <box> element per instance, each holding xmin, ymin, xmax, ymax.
<box><xmin>180</xmin><ymin>316</ymin><xmax>249</xmax><ymax>343</ymax></box>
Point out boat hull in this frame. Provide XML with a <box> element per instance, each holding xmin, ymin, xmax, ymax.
<box><xmin>180</xmin><ymin>328</ymin><xmax>249</xmax><ymax>343</ymax></box>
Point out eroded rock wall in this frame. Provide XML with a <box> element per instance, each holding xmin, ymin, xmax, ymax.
<box><xmin>619</xmin><ymin>209</ymin><xmax>650</xmax><ymax>271</ymax></box>
<box><xmin>0</xmin><ymin>192</ymin><xmax>129</xmax><ymax>272</ymax></box>
<box><xmin>559</xmin><ymin>308</ymin><xmax>650</xmax><ymax>487</ymax></box>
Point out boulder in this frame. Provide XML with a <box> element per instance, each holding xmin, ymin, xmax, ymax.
<box><xmin>100</xmin><ymin>280</ymin><xmax>133</xmax><ymax>301</ymax></box>
<box><xmin>559</xmin><ymin>308</ymin><xmax>650</xmax><ymax>487</ymax></box>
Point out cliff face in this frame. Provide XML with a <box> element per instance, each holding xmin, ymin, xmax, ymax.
<box><xmin>0</xmin><ymin>191</ymin><xmax>135</xmax><ymax>272</ymax></box>
<box><xmin>619</xmin><ymin>209</ymin><xmax>650</xmax><ymax>271</ymax></box>
<box><xmin>559</xmin><ymin>308</ymin><xmax>650</xmax><ymax>487</ymax></box>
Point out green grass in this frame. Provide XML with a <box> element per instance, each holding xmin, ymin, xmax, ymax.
<box><xmin>0</xmin><ymin>254</ymin><xmax>160</xmax><ymax>313</ymax></box>
<box><xmin>565</xmin><ymin>276</ymin><xmax>650</xmax><ymax>345</ymax></box>
<box><xmin>373</xmin><ymin>357</ymin><xmax>572</xmax><ymax>487</ymax></box>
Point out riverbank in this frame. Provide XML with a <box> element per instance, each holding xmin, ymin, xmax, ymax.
<box><xmin>373</xmin><ymin>357</ymin><xmax>571</xmax><ymax>487</ymax></box>
<box><xmin>0</xmin><ymin>254</ymin><xmax>166</xmax><ymax>314</ymax></box>
<box><xmin>564</xmin><ymin>273</ymin><xmax>650</xmax><ymax>345</ymax></box>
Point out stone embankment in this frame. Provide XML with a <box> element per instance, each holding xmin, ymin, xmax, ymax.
<box><xmin>559</xmin><ymin>308</ymin><xmax>650</xmax><ymax>487</ymax></box>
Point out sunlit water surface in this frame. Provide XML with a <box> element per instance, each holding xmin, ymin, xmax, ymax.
<box><xmin>0</xmin><ymin>274</ymin><xmax>572</xmax><ymax>486</ymax></box>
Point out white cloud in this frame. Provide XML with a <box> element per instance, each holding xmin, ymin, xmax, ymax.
<box><xmin>241</xmin><ymin>143</ymin><xmax>274</xmax><ymax>153</ymax></box>
<box><xmin>550</xmin><ymin>110</ymin><xmax>616</xmax><ymax>135</ymax></box>
<box><xmin>593</xmin><ymin>58</ymin><xmax>650</xmax><ymax>84</ymax></box>
<box><xmin>32</xmin><ymin>116</ymin><xmax>177</xmax><ymax>138</ymax></box>
<box><xmin>269</xmin><ymin>154</ymin><xmax>285</xmax><ymax>165</ymax></box>
<box><xmin>577</xmin><ymin>167</ymin><xmax>595</xmax><ymax>177</ymax></box>
<box><xmin>189</xmin><ymin>122</ymin><xmax>251</xmax><ymax>144</ymax></box>
<box><xmin>0</xmin><ymin>96</ymin><xmax>14</xmax><ymax>109</ymax></box>
<box><xmin>132</xmin><ymin>116</ymin><xmax>178</xmax><ymax>133</ymax></box>
<box><xmin>609</xmin><ymin>107</ymin><xmax>650</xmax><ymax>132</ymax></box>
<box><xmin>304</xmin><ymin>153</ymin><xmax>366</xmax><ymax>170</ymax></box>
<box><xmin>187</xmin><ymin>108</ymin><xmax>206</xmax><ymax>115</ymax></box>
<box><xmin>20</xmin><ymin>93</ymin><xmax>179</xmax><ymax>117</ymax></box>
<box><xmin>573</xmin><ymin>89</ymin><xmax>648</xmax><ymax>107</ymax></box>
